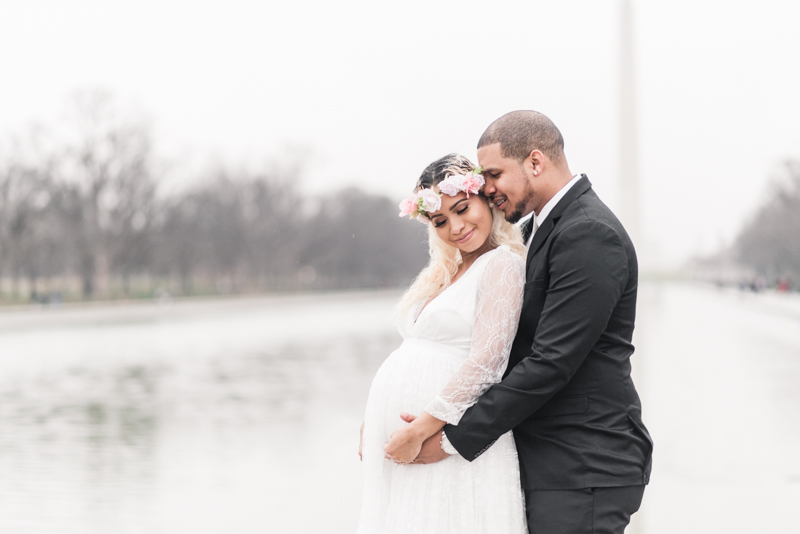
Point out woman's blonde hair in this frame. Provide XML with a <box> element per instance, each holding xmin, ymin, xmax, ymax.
<box><xmin>396</xmin><ymin>153</ymin><xmax>526</xmax><ymax>316</ymax></box>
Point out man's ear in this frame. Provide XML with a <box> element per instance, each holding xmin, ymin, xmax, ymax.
<box><xmin>525</xmin><ymin>149</ymin><xmax>544</xmax><ymax>177</ymax></box>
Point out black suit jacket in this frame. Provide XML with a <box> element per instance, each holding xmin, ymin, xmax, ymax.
<box><xmin>444</xmin><ymin>176</ymin><xmax>653</xmax><ymax>490</ymax></box>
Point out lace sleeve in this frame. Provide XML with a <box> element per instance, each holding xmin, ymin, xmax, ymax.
<box><xmin>425</xmin><ymin>249</ymin><xmax>525</xmax><ymax>425</ymax></box>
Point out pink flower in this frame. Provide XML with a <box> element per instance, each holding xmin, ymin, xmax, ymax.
<box><xmin>464</xmin><ymin>174</ymin><xmax>485</xmax><ymax>196</ymax></box>
<box><xmin>398</xmin><ymin>195</ymin><xmax>417</xmax><ymax>217</ymax></box>
<box><xmin>439</xmin><ymin>173</ymin><xmax>484</xmax><ymax>197</ymax></box>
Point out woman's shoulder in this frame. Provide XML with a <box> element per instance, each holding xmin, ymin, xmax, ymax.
<box><xmin>486</xmin><ymin>245</ymin><xmax>525</xmax><ymax>267</ymax></box>
<box><xmin>480</xmin><ymin>245</ymin><xmax>526</xmax><ymax>277</ymax></box>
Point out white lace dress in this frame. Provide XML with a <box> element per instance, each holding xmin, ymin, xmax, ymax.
<box><xmin>357</xmin><ymin>245</ymin><xmax>528</xmax><ymax>534</ymax></box>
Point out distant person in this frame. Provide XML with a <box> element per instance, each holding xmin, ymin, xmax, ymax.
<box><xmin>778</xmin><ymin>277</ymin><xmax>790</xmax><ymax>293</ymax></box>
<box><xmin>752</xmin><ymin>275</ymin><xmax>767</xmax><ymax>293</ymax></box>
<box><xmin>358</xmin><ymin>111</ymin><xmax>652</xmax><ymax>534</ymax></box>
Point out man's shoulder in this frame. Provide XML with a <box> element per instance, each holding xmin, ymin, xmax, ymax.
<box><xmin>545</xmin><ymin>196</ymin><xmax>631</xmax><ymax>261</ymax></box>
<box><xmin>558</xmin><ymin>188</ymin><xmax>624</xmax><ymax>235</ymax></box>
<box><xmin>550</xmin><ymin>190</ymin><xmax>636</xmax><ymax>270</ymax></box>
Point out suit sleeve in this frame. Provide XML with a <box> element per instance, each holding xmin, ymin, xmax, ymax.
<box><xmin>443</xmin><ymin>220</ymin><xmax>629</xmax><ymax>461</ymax></box>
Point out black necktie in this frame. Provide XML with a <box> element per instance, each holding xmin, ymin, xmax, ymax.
<box><xmin>521</xmin><ymin>216</ymin><xmax>535</xmax><ymax>243</ymax></box>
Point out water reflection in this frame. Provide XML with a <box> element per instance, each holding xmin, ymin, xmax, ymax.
<box><xmin>0</xmin><ymin>292</ymin><xmax>400</xmax><ymax>533</ymax></box>
<box><xmin>632</xmin><ymin>283</ymin><xmax>800</xmax><ymax>534</ymax></box>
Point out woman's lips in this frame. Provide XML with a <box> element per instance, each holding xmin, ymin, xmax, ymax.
<box><xmin>456</xmin><ymin>229</ymin><xmax>475</xmax><ymax>244</ymax></box>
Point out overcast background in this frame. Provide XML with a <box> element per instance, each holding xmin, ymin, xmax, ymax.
<box><xmin>1</xmin><ymin>2</ymin><xmax>799</xmax><ymax>532</ymax></box>
<box><xmin>2</xmin><ymin>0</ymin><xmax>799</xmax><ymax>270</ymax></box>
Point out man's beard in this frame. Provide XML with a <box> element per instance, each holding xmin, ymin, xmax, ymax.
<box><xmin>504</xmin><ymin>199</ymin><xmax>529</xmax><ymax>224</ymax></box>
<box><xmin>501</xmin><ymin>180</ymin><xmax>535</xmax><ymax>224</ymax></box>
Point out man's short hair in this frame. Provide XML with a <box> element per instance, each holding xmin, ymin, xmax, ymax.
<box><xmin>477</xmin><ymin>110</ymin><xmax>565</xmax><ymax>163</ymax></box>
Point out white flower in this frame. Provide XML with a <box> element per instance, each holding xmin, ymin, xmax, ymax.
<box><xmin>417</xmin><ymin>188</ymin><xmax>442</xmax><ymax>213</ymax></box>
<box><xmin>438</xmin><ymin>176</ymin><xmax>461</xmax><ymax>196</ymax></box>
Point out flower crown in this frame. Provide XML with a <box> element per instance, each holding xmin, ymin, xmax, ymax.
<box><xmin>398</xmin><ymin>167</ymin><xmax>485</xmax><ymax>224</ymax></box>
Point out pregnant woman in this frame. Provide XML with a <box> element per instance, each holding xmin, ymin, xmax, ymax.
<box><xmin>357</xmin><ymin>153</ymin><xmax>527</xmax><ymax>534</ymax></box>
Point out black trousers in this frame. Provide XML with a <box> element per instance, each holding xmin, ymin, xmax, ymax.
<box><xmin>525</xmin><ymin>485</ymin><xmax>645</xmax><ymax>534</ymax></box>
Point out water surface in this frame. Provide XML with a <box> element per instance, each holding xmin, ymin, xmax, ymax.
<box><xmin>0</xmin><ymin>284</ymin><xmax>798</xmax><ymax>533</ymax></box>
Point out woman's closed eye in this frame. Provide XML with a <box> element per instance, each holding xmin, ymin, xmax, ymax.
<box><xmin>434</xmin><ymin>205</ymin><xmax>468</xmax><ymax>227</ymax></box>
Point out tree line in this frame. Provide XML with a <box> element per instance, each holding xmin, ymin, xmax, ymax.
<box><xmin>0</xmin><ymin>97</ymin><xmax>429</xmax><ymax>303</ymax></box>
<box><xmin>8</xmin><ymin>96</ymin><xmax>794</xmax><ymax>304</ymax></box>
<box><xmin>734</xmin><ymin>159</ymin><xmax>800</xmax><ymax>287</ymax></box>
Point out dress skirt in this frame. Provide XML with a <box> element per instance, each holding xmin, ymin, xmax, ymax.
<box><xmin>357</xmin><ymin>338</ymin><xmax>527</xmax><ymax>534</ymax></box>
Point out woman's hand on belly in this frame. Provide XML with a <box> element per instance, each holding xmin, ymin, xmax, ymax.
<box><xmin>383</xmin><ymin>411</ymin><xmax>446</xmax><ymax>464</ymax></box>
<box><xmin>383</xmin><ymin>426</ymin><xmax>423</xmax><ymax>464</ymax></box>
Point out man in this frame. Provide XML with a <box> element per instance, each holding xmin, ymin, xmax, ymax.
<box><xmin>406</xmin><ymin>110</ymin><xmax>652</xmax><ymax>533</ymax></box>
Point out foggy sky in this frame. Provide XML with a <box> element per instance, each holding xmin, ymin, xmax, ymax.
<box><xmin>2</xmin><ymin>0</ymin><xmax>799</xmax><ymax>268</ymax></box>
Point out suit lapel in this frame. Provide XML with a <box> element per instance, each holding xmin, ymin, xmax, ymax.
<box><xmin>525</xmin><ymin>175</ymin><xmax>592</xmax><ymax>264</ymax></box>
<box><xmin>526</xmin><ymin>217</ymin><xmax>553</xmax><ymax>265</ymax></box>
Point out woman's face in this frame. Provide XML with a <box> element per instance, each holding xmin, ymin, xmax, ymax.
<box><xmin>426</xmin><ymin>188</ymin><xmax>494</xmax><ymax>254</ymax></box>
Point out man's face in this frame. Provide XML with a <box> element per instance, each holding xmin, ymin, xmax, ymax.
<box><xmin>477</xmin><ymin>143</ymin><xmax>535</xmax><ymax>224</ymax></box>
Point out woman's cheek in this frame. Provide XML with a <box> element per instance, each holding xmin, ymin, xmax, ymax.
<box><xmin>435</xmin><ymin>225</ymin><xmax>449</xmax><ymax>243</ymax></box>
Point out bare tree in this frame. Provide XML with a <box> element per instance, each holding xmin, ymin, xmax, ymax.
<box><xmin>298</xmin><ymin>188</ymin><xmax>429</xmax><ymax>289</ymax></box>
<box><xmin>0</xmin><ymin>143</ymin><xmax>61</xmax><ymax>299</ymax></box>
<box><xmin>63</xmin><ymin>91</ymin><xmax>158</xmax><ymax>297</ymax></box>
<box><xmin>736</xmin><ymin>160</ymin><xmax>800</xmax><ymax>281</ymax></box>
<box><xmin>0</xmin><ymin>93</ymin><xmax>430</xmax><ymax>303</ymax></box>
